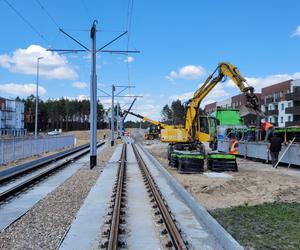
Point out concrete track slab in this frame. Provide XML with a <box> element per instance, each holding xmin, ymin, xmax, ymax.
<box><xmin>59</xmin><ymin>144</ymin><xmax>122</xmax><ymax>250</ymax></box>
<box><xmin>138</xmin><ymin>144</ymin><xmax>243</xmax><ymax>250</ymax></box>
<box><xmin>125</xmin><ymin>144</ymin><xmax>162</xmax><ymax>249</ymax></box>
<box><xmin>136</xmin><ymin>144</ymin><xmax>224</xmax><ymax>250</ymax></box>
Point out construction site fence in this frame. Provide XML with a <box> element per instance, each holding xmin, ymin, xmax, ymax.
<box><xmin>0</xmin><ymin>135</ymin><xmax>75</xmax><ymax>165</ymax></box>
<box><xmin>218</xmin><ymin>140</ymin><xmax>300</xmax><ymax>166</ymax></box>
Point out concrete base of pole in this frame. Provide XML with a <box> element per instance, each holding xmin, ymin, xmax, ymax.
<box><xmin>90</xmin><ymin>155</ymin><xmax>97</xmax><ymax>169</ymax></box>
<box><xmin>111</xmin><ymin>140</ymin><xmax>114</xmax><ymax>146</ymax></box>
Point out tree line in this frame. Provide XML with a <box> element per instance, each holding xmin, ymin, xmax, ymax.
<box><xmin>161</xmin><ymin>99</ymin><xmax>185</xmax><ymax>125</ymax></box>
<box><xmin>23</xmin><ymin>95</ymin><xmax>108</xmax><ymax>132</ymax></box>
<box><xmin>20</xmin><ymin>96</ymin><xmax>186</xmax><ymax>131</ymax></box>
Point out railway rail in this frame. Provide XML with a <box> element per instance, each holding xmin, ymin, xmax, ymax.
<box><xmin>58</xmin><ymin>138</ymin><xmax>242</xmax><ymax>249</ymax></box>
<box><xmin>102</xmin><ymin>143</ymin><xmax>188</xmax><ymax>249</ymax></box>
<box><xmin>0</xmin><ymin>142</ymin><xmax>105</xmax><ymax>203</ymax></box>
<box><xmin>0</xmin><ymin>143</ymin><xmax>89</xmax><ymax>184</ymax></box>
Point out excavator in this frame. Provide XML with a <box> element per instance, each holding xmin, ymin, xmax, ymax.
<box><xmin>126</xmin><ymin>62</ymin><xmax>263</xmax><ymax>172</ymax></box>
<box><xmin>124</xmin><ymin>111</ymin><xmax>176</xmax><ymax>140</ymax></box>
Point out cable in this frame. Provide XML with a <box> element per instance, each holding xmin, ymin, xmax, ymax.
<box><xmin>3</xmin><ymin>0</ymin><xmax>49</xmax><ymax>44</ymax></box>
<box><xmin>35</xmin><ymin>0</ymin><xmax>60</xmax><ymax>29</ymax></box>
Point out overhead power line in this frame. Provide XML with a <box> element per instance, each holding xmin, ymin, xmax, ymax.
<box><xmin>35</xmin><ymin>0</ymin><xmax>60</xmax><ymax>28</ymax></box>
<box><xmin>3</xmin><ymin>0</ymin><xmax>49</xmax><ymax>44</ymax></box>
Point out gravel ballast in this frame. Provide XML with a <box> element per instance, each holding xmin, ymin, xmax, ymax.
<box><xmin>0</xmin><ymin>144</ymin><xmax>115</xmax><ymax>250</ymax></box>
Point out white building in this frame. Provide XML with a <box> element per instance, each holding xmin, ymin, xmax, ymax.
<box><xmin>0</xmin><ymin>97</ymin><xmax>26</xmax><ymax>136</ymax></box>
<box><xmin>261</xmin><ymin>79</ymin><xmax>300</xmax><ymax>127</ymax></box>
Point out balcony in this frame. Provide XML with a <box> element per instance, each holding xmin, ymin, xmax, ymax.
<box><xmin>286</xmin><ymin>121</ymin><xmax>300</xmax><ymax>127</ymax></box>
<box><xmin>285</xmin><ymin>92</ymin><xmax>300</xmax><ymax>101</ymax></box>
<box><xmin>286</xmin><ymin>106</ymin><xmax>300</xmax><ymax>115</ymax></box>
<box><xmin>265</xmin><ymin>109</ymin><xmax>279</xmax><ymax>116</ymax></box>
<box><xmin>265</xmin><ymin>97</ymin><xmax>280</xmax><ymax>104</ymax></box>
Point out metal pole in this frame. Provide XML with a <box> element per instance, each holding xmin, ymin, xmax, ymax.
<box><xmin>90</xmin><ymin>21</ymin><xmax>98</xmax><ymax>169</ymax></box>
<box><xmin>111</xmin><ymin>84</ymin><xmax>115</xmax><ymax>146</ymax></box>
<box><xmin>116</xmin><ymin>102</ymin><xmax>120</xmax><ymax>139</ymax></box>
<box><xmin>35</xmin><ymin>57</ymin><xmax>43</xmax><ymax>137</ymax></box>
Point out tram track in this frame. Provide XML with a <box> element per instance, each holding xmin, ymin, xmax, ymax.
<box><xmin>0</xmin><ymin>142</ymin><xmax>105</xmax><ymax>203</ymax></box>
<box><xmin>102</xmin><ymin>143</ymin><xmax>188</xmax><ymax>250</ymax></box>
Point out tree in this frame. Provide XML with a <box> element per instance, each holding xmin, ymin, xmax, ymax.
<box><xmin>22</xmin><ymin>95</ymin><xmax>108</xmax><ymax>132</ymax></box>
<box><xmin>171</xmin><ymin>99</ymin><xmax>185</xmax><ymax>125</ymax></box>
<box><xmin>161</xmin><ymin>104</ymin><xmax>172</xmax><ymax>124</ymax></box>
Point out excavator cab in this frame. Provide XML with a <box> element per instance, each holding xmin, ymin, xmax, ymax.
<box><xmin>195</xmin><ymin>114</ymin><xmax>218</xmax><ymax>143</ymax></box>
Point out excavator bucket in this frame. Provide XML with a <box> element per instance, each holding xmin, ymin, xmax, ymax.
<box><xmin>239</xmin><ymin>105</ymin><xmax>265</xmax><ymax>118</ymax></box>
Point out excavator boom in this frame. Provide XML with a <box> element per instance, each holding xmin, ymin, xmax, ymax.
<box><xmin>124</xmin><ymin>111</ymin><xmax>171</xmax><ymax>128</ymax></box>
<box><xmin>184</xmin><ymin>62</ymin><xmax>263</xmax><ymax>139</ymax></box>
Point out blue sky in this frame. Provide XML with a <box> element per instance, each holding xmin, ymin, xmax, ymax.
<box><xmin>0</xmin><ymin>0</ymin><xmax>300</xmax><ymax>120</ymax></box>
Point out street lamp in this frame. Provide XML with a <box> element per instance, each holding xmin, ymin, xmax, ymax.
<box><xmin>35</xmin><ymin>56</ymin><xmax>43</xmax><ymax>137</ymax></box>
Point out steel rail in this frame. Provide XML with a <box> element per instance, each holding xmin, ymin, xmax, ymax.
<box><xmin>132</xmin><ymin>143</ymin><xmax>187</xmax><ymax>250</ymax></box>
<box><xmin>0</xmin><ymin>143</ymin><xmax>90</xmax><ymax>184</ymax></box>
<box><xmin>107</xmin><ymin>144</ymin><xmax>127</xmax><ymax>250</ymax></box>
<box><xmin>0</xmin><ymin>142</ymin><xmax>105</xmax><ymax>202</ymax></box>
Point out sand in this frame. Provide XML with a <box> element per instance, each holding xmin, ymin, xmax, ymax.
<box><xmin>146</xmin><ymin>142</ymin><xmax>300</xmax><ymax>210</ymax></box>
<box><xmin>64</xmin><ymin>129</ymin><xmax>110</xmax><ymax>146</ymax></box>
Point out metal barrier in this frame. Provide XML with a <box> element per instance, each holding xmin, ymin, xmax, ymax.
<box><xmin>0</xmin><ymin>135</ymin><xmax>75</xmax><ymax>165</ymax></box>
<box><xmin>218</xmin><ymin>140</ymin><xmax>300</xmax><ymax>166</ymax></box>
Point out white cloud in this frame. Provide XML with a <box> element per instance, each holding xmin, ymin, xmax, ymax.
<box><xmin>0</xmin><ymin>45</ymin><xmax>78</xmax><ymax>80</ymax></box>
<box><xmin>171</xmin><ymin>91</ymin><xmax>194</xmax><ymax>101</ymax></box>
<box><xmin>226</xmin><ymin>72</ymin><xmax>300</xmax><ymax>91</ymax></box>
<box><xmin>0</xmin><ymin>83</ymin><xmax>46</xmax><ymax>96</ymax></box>
<box><xmin>60</xmin><ymin>95</ymin><xmax>89</xmax><ymax>101</ymax></box>
<box><xmin>291</xmin><ymin>25</ymin><xmax>300</xmax><ymax>37</ymax></box>
<box><xmin>72</xmin><ymin>81</ymin><xmax>87</xmax><ymax>89</ymax></box>
<box><xmin>166</xmin><ymin>65</ymin><xmax>206</xmax><ymax>81</ymax></box>
<box><xmin>77</xmin><ymin>95</ymin><xmax>89</xmax><ymax>101</ymax></box>
<box><xmin>124</xmin><ymin>56</ymin><xmax>134</xmax><ymax>63</ymax></box>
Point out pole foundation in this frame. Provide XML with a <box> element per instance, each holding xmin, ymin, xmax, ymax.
<box><xmin>90</xmin><ymin>155</ymin><xmax>97</xmax><ymax>169</ymax></box>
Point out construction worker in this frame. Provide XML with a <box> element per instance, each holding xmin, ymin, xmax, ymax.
<box><xmin>261</xmin><ymin>121</ymin><xmax>274</xmax><ymax>142</ymax></box>
<box><xmin>229</xmin><ymin>136</ymin><xmax>239</xmax><ymax>155</ymax></box>
<box><xmin>268</xmin><ymin>133</ymin><xmax>283</xmax><ymax>168</ymax></box>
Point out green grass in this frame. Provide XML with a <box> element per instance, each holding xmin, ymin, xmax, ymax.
<box><xmin>210</xmin><ymin>202</ymin><xmax>300</xmax><ymax>250</ymax></box>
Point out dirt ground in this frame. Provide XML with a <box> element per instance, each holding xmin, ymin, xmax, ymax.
<box><xmin>145</xmin><ymin>141</ymin><xmax>300</xmax><ymax>210</ymax></box>
<box><xmin>64</xmin><ymin>129</ymin><xmax>109</xmax><ymax>145</ymax></box>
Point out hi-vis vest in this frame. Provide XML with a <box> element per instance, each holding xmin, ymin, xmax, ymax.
<box><xmin>229</xmin><ymin>140</ymin><xmax>239</xmax><ymax>155</ymax></box>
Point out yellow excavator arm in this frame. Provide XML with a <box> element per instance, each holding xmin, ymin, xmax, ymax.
<box><xmin>184</xmin><ymin>62</ymin><xmax>262</xmax><ymax>138</ymax></box>
<box><xmin>125</xmin><ymin>62</ymin><xmax>262</xmax><ymax>145</ymax></box>
<box><xmin>124</xmin><ymin>111</ymin><xmax>172</xmax><ymax>129</ymax></box>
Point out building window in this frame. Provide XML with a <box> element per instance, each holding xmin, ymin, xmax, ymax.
<box><xmin>288</xmin><ymin>116</ymin><xmax>291</xmax><ymax>121</ymax></box>
<box><xmin>288</xmin><ymin>102</ymin><xmax>291</xmax><ymax>108</ymax></box>
<box><xmin>281</xmin><ymin>103</ymin><xmax>284</xmax><ymax>110</ymax></box>
<box><xmin>269</xmin><ymin>117</ymin><xmax>272</xmax><ymax>122</ymax></box>
<box><xmin>281</xmin><ymin>117</ymin><xmax>283</xmax><ymax>123</ymax></box>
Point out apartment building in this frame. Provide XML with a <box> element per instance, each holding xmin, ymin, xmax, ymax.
<box><xmin>204</xmin><ymin>79</ymin><xmax>300</xmax><ymax>127</ymax></box>
<box><xmin>0</xmin><ymin>97</ymin><xmax>26</xmax><ymax>136</ymax></box>
<box><xmin>284</xmin><ymin>79</ymin><xmax>300</xmax><ymax>126</ymax></box>
<box><xmin>260</xmin><ymin>79</ymin><xmax>300</xmax><ymax>127</ymax></box>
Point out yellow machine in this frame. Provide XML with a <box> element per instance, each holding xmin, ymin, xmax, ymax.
<box><xmin>127</xmin><ymin>62</ymin><xmax>262</xmax><ymax>173</ymax></box>
<box><xmin>127</xmin><ymin>62</ymin><xmax>262</xmax><ymax>151</ymax></box>
<box><xmin>161</xmin><ymin>62</ymin><xmax>262</xmax><ymax>146</ymax></box>
<box><xmin>124</xmin><ymin>111</ymin><xmax>176</xmax><ymax>140</ymax></box>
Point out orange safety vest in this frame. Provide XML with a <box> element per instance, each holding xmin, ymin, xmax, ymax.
<box><xmin>262</xmin><ymin>122</ymin><xmax>273</xmax><ymax>131</ymax></box>
<box><xmin>229</xmin><ymin>140</ymin><xmax>239</xmax><ymax>155</ymax></box>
